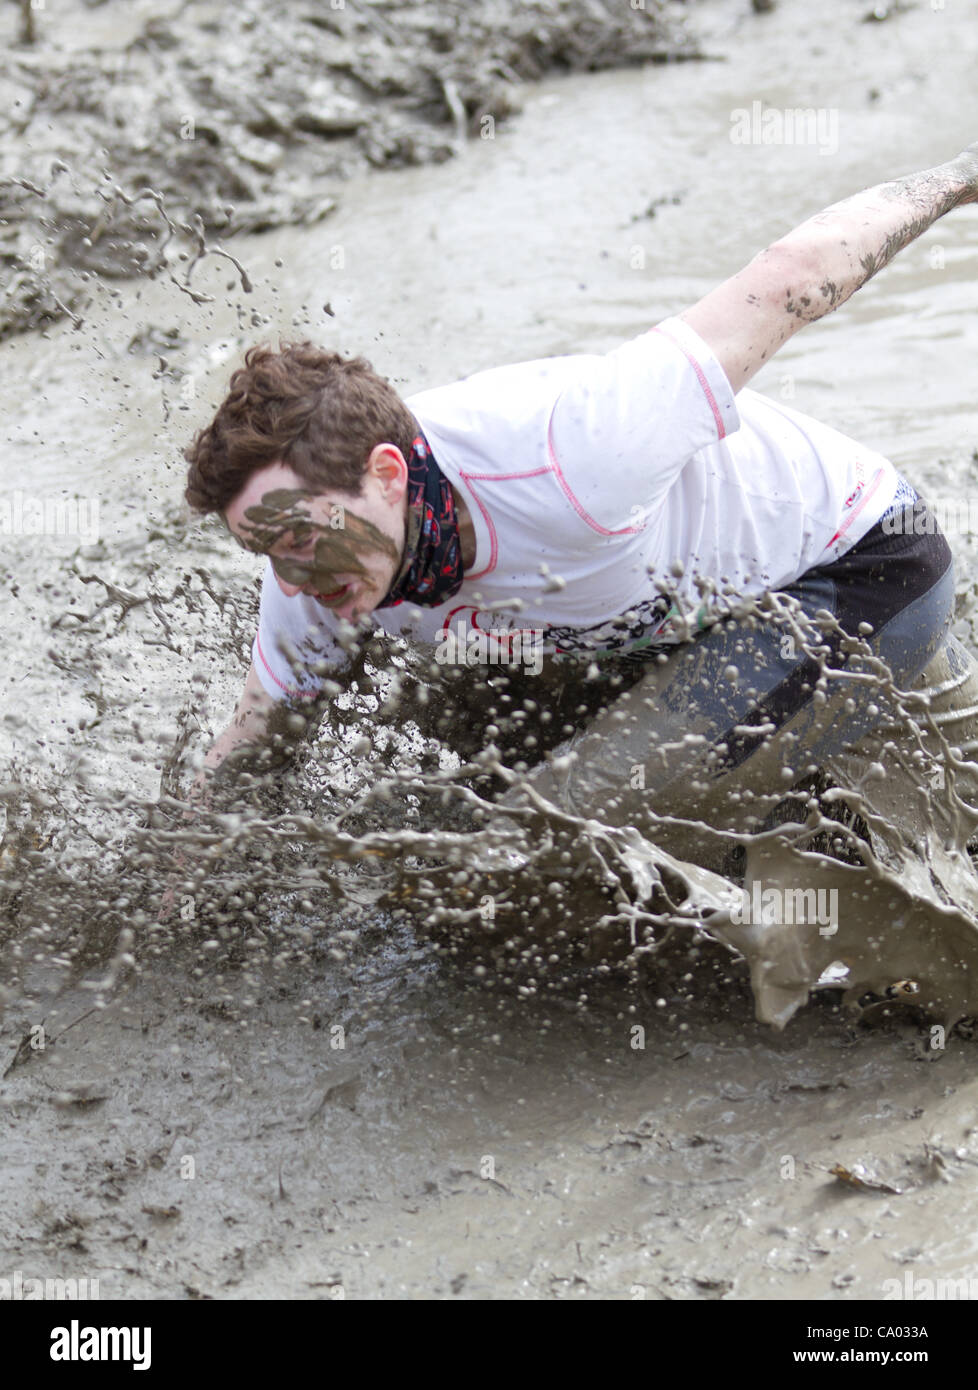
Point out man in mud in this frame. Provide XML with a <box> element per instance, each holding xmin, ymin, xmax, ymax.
<box><xmin>181</xmin><ymin>146</ymin><xmax>978</xmax><ymax>850</ymax></box>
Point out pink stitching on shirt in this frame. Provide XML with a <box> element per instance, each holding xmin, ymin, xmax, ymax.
<box><xmin>455</xmin><ymin>467</ymin><xmax>551</xmax><ymax>578</ymax></box>
<box><xmin>825</xmin><ymin>467</ymin><xmax>886</xmax><ymax>549</ymax></box>
<box><xmin>461</xmin><ymin>468</ymin><xmax>553</xmax><ymax>482</ymax></box>
<box><xmin>456</xmin><ymin>476</ymin><xmax>499</xmax><ymax>577</ymax></box>
<box><xmin>439</xmin><ymin>325</ymin><xmax>731</xmax><ymax>577</ymax></box>
<box><xmin>546</xmin><ymin>416</ymin><xmax>641</xmax><ymax>537</ymax></box>
<box><xmin>255</xmin><ymin>631</ymin><xmax>318</xmax><ymax>700</ymax></box>
<box><xmin>652</xmin><ymin>324</ymin><xmax>728</xmax><ymax>441</ymax></box>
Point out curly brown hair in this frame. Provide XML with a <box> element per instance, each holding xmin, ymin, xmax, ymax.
<box><xmin>183</xmin><ymin>341</ymin><xmax>419</xmax><ymax>513</ymax></box>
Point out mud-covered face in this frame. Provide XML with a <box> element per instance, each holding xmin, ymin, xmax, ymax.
<box><xmin>226</xmin><ymin>461</ymin><xmax>408</xmax><ymax>622</ymax></box>
<box><xmin>239</xmin><ymin>487</ymin><xmax>399</xmax><ymax>599</ymax></box>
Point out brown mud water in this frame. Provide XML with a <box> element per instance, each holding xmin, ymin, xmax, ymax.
<box><xmin>3</xmin><ymin>0</ymin><xmax>978</xmax><ymax>1300</ymax></box>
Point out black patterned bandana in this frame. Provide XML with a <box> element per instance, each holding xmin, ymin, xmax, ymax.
<box><xmin>377</xmin><ymin>433</ymin><xmax>465</xmax><ymax>609</ymax></box>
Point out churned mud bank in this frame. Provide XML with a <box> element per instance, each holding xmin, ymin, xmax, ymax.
<box><xmin>0</xmin><ymin>0</ymin><xmax>699</xmax><ymax>340</ymax></box>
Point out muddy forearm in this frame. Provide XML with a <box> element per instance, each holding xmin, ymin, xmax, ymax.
<box><xmin>772</xmin><ymin>147</ymin><xmax>978</xmax><ymax>322</ymax></box>
<box><xmin>681</xmin><ymin>147</ymin><xmax>978</xmax><ymax>393</ymax></box>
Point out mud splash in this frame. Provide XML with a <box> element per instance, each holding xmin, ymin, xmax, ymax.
<box><xmin>4</xmin><ymin>0</ymin><xmax>978</xmax><ymax>1302</ymax></box>
<box><xmin>5</xmin><ymin>563</ymin><xmax>978</xmax><ymax>1040</ymax></box>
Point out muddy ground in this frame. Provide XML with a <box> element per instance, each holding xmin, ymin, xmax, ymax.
<box><xmin>5</xmin><ymin>953</ymin><xmax>976</xmax><ymax>1301</ymax></box>
<box><xmin>4</xmin><ymin>0</ymin><xmax>978</xmax><ymax>1304</ymax></box>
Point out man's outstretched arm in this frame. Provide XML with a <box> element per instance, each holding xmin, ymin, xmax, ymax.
<box><xmin>681</xmin><ymin>144</ymin><xmax>978</xmax><ymax>393</ymax></box>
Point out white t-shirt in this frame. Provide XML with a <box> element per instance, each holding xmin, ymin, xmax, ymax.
<box><xmin>251</xmin><ymin>316</ymin><xmax>899</xmax><ymax>701</ymax></box>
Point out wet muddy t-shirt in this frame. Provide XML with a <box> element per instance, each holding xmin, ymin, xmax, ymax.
<box><xmin>252</xmin><ymin>316</ymin><xmax>900</xmax><ymax>700</ymax></box>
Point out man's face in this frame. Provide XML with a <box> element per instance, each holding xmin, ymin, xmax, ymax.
<box><xmin>225</xmin><ymin>449</ymin><xmax>409</xmax><ymax>624</ymax></box>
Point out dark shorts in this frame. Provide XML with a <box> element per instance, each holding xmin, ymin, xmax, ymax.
<box><xmin>708</xmin><ymin>487</ymin><xmax>955</xmax><ymax>774</ymax></box>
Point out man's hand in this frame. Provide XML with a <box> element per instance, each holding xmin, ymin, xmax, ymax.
<box><xmin>158</xmin><ymin>660</ymin><xmax>280</xmax><ymax>922</ymax></box>
<box><xmin>954</xmin><ymin>142</ymin><xmax>978</xmax><ymax>204</ymax></box>
<box><xmin>681</xmin><ymin>146</ymin><xmax>978</xmax><ymax>394</ymax></box>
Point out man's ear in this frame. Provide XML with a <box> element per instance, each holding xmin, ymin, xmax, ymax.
<box><xmin>367</xmin><ymin>442</ymin><xmax>409</xmax><ymax>497</ymax></box>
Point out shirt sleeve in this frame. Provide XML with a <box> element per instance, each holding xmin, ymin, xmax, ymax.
<box><xmin>252</xmin><ymin>558</ymin><xmax>348</xmax><ymax>702</ymax></box>
<box><xmin>546</xmin><ymin>314</ymin><xmax>740</xmax><ymax>532</ymax></box>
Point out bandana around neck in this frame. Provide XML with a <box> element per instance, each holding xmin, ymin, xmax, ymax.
<box><xmin>377</xmin><ymin>433</ymin><xmax>465</xmax><ymax>609</ymax></box>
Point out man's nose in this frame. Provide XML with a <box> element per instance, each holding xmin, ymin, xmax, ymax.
<box><xmin>274</xmin><ymin>574</ymin><xmax>302</xmax><ymax>598</ymax></box>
